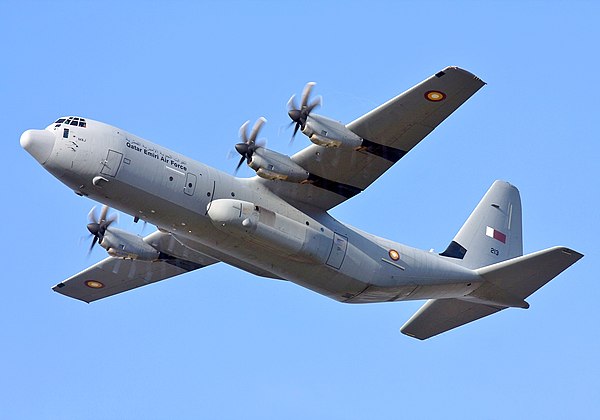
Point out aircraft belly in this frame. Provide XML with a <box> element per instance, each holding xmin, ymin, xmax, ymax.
<box><xmin>344</xmin><ymin>245</ymin><xmax>481</xmax><ymax>303</ymax></box>
<box><xmin>349</xmin><ymin>281</ymin><xmax>479</xmax><ymax>303</ymax></box>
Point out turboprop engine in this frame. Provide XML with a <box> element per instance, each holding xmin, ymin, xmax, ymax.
<box><xmin>206</xmin><ymin>199</ymin><xmax>333</xmax><ymax>263</ymax></box>
<box><xmin>87</xmin><ymin>205</ymin><xmax>160</xmax><ymax>260</ymax></box>
<box><xmin>287</xmin><ymin>82</ymin><xmax>363</xmax><ymax>148</ymax></box>
<box><xmin>301</xmin><ymin>113</ymin><xmax>363</xmax><ymax>148</ymax></box>
<box><xmin>234</xmin><ymin>117</ymin><xmax>309</xmax><ymax>182</ymax></box>
<box><xmin>248</xmin><ymin>147</ymin><xmax>309</xmax><ymax>182</ymax></box>
<box><xmin>96</xmin><ymin>228</ymin><xmax>161</xmax><ymax>260</ymax></box>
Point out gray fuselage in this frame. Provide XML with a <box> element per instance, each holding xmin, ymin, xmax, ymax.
<box><xmin>35</xmin><ymin>118</ymin><xmax>480</xmax><ymax>303</ymax></box>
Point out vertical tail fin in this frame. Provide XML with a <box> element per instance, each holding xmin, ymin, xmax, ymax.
<box><xmin>440</xmin><ymin>180</ymin><xmax>522</xmax><ymax>269</ymax></box>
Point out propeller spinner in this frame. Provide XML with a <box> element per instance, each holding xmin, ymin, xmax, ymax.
<box><xmin>287</xmin><ymin>82</ymin><xmax>322</xmax><ymax>143</ymax></box>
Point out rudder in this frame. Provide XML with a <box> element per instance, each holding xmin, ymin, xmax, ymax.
<box><xmin>440</xmin><ymin>180</ymin><xmax>522</xmax><ymax>269</ymax></box>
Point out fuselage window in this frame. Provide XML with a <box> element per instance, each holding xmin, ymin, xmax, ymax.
<box><xmin>63</xmin><ymin>128</ymin><xmax>69</xmax><ymax>138</ymax></box>
<box><xmin>79</xmin><ymin>121</ymin><xmax>86</xmax><ymax>127</ymax></box>
<box><xmin>69</xmin><ymin>120</ymin><xmax>78</xmax><ymax>126</ymax></box>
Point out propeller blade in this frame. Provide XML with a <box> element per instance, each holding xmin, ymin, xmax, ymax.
<box><xmin>290</xmin><ymin>122</ymin><xmax>301</xmax><ymax>144</ymax></box>
<box><xmin>287</xmin><ymin>94</ymin><xmax>298</xmax><ymax>112</ymax></box>
<box><xmin>239</xmin><ymin>120</ymin><xmax>250</xmax><ymax>144</ymax></box>
<box><xmin>234</xmin><ymin>155</ymin><xmax>245</xmax><ymax>174</ymax></box>
<box><xmin>88</xmin><ymin>206</ymin><xmax>97</xmax><ymax>224</ymax></box>
<box><xmin>106</xmin><ymin>212</ymin><xmax>119</xmax><ymax>225</ymax></box>
<box><xmin>255</xmin><ymin>138</ymin><xmax>267</xmax><ymax>148</ymax></box>
<box><xmin>248</xmin><ymin>117</ymin><xmax>266</xmax><ymax>144</ymax></box>
<box><xmin>301</xmin><ymin>82</ymin><xmax>316</xmax><ymax>108</ymax></box>
<box><xmin>88</xmin><ymin>235</ymin><xmax>98</xmax><ymax>254</ymax></box>
<box><xmin>99</xmin><ymin>205</ymin><xmax>109</xmax><ymax>223</ymax></box>
<box><xmin>226</xmin><ymin>149</ymin><xmax>237</xmax><ymax>160</ymax></box>
<box><xmin>307</xmin><ymin>95</ymin><xmax>322</xmax><ymax>113</ymax></box>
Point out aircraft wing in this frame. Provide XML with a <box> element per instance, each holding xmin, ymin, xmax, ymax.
<box><xmin>262</xmin><ymin>66</ymin><xmax>485</xmax><ymax>210</ymax></box>
<box><xmin>52</xmin><ymin>231</ymin><xmax>220</xmax><ymax>303</ymax></box>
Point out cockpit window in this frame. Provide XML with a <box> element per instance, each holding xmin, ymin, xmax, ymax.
<box><xmin>54</xmin><ymin>116</ymin><xmax>87</xmax><ymax>128</ymax></box>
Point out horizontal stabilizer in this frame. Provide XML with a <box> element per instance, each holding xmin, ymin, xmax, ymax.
<box><xmin>474</xmin><ymin>246</ymin><xmax>583</xmax><ymax>299</ymax></box>
<box><xmin>401</xmin><ymin>298</ymin><xmax>503</xmax><ymax>340</ymax></box>
<box><xmin>401</xmin><ymin>246</ymin><xmax>583</xmax><ymax>340</ymax></box>
<box><xmin>466</xmin><ymin>281</ymin><xmax>530</xmax><ymax>309</ymax></box>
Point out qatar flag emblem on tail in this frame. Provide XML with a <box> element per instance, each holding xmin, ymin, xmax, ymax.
<box><xmin>486</xmin><ymin>226</ymin><xmax>506</xmax><ymax>244</ymax></box>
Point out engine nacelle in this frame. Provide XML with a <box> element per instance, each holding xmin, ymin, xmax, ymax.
<box><xmin>99</xmin><ymin>228</ymin><xmax>161</xmax><ymax>260</ymax></box>
<box><xmin>207</xmin><ymin>199</ymin><xmax>333</xmax><ymax>264</ymax></box>
<box><xmin>248</xmin><ymin>147</ymin><xmax>309</xmax><ymax>183</ymax></box>
<box><xmin>302</xmin><ymin>114</ymin><xmax>363</xmax><ymax>149</ymax></box>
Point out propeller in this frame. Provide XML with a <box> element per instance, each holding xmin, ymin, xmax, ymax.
<box><xmin>86</xmin><ymin>205</ymin><xmax>118</xmax><ymax>254</ymax></box>
<box><xmin>234</xmin><ymin>117</ymin><xmax>266</xmax><ymax>174</ymax></box>
<box><xmin>287</xmin><ymin>82</ymin><xmax>322</xmax><ymax>143</ymax></box>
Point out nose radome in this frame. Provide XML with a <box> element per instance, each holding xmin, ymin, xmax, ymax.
<box><xmin>20</xmin><ymin>129</ymin><xmax>56</xmax><ymax>164</ymax></box>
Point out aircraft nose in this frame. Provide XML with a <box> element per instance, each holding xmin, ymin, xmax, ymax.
<box><xmin>20</xmin><ymin>129</ymin><xmax>56</xmax><ymax>164</ymax></box>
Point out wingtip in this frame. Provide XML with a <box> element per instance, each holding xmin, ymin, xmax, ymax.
<box><xmin>440</xmin><ymin>66</ymin><xmax>486</xmax><ymax>86</ymax></box>
<box><xmin>558</xmin><ymin>247</ymin><xmax>584</xmax><ymax>260</ymax></box>
<box><xmin>400</xmin><ymin>327</ymin><xmax>426</xmax><ymax>340</ymax></box>
<box><xmin>51</xmin><ymin>282</ymin><xmax>65</xmax><ymax>292</ymax></box>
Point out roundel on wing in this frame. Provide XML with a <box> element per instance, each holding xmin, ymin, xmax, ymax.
<box><xmin>85</xmin><ymin>280</ymin><xmax>105</xmax><ymax>289</ymax></box>
<box><xmin>424</xmin><ymin>90</ymin><xmax>446</xmax><ymax>102</ymax></box>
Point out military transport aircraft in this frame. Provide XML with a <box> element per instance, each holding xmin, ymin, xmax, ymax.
<box><xmin>20</xmin><ymin>66</ymin><xmax>582</xmax><ymax>339</ymax></box>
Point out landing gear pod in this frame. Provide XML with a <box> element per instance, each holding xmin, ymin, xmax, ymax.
<box><xmin>207</xmin><ymin>199</ymin><xmax>332</xmax><ymax>263</ymax></box>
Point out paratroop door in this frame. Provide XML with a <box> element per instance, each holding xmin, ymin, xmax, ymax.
<box><xmin>326</xmin><ymin>233</ymin><xmax>348</xmax><ymax>269</ymax></box>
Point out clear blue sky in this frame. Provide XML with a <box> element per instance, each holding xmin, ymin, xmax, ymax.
<box><xmin>2</xmin><ymin>1</ymin><xmax>598</xmax><ymax>419</ymax></box>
